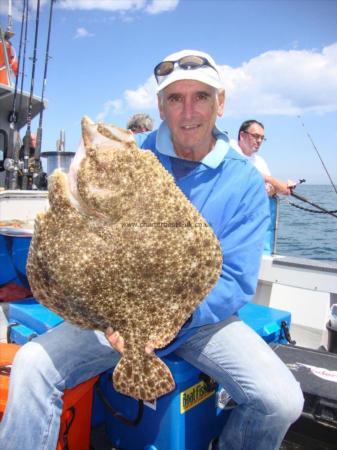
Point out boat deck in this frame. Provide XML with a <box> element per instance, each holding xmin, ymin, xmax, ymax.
<box><xmin>89</xmin><ymin>425</ymin><xmax>337</xmax><ymax>450</ymax></box>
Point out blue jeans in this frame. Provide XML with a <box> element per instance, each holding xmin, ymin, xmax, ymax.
<box><xmin>0</xmin><ymin>318</ymin><xmax>303</xmax><ymax>450</ymax></box>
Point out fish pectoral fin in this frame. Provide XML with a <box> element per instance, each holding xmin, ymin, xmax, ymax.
<box><xmin>112</xmin><ymin>353</ymin><xmax>175</xmax><ymax>401</ymax></box>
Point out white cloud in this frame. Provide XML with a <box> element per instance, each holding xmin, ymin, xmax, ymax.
<box><xmin>124</xmin><ymin>76</ymin><xmax>158</xmax><ymax>109</ymax></box>
<box><xmin>0</xmin><ymin>0</ymin><xmax>48</xmax><ymax>22</ymax></box>
<box><xmin>107</xmin><ymin>42</ymin><xmax>337</xmax><ymax>118</ymax></box>
<box><xmin>74</xmin><ymin>27</ymin><xmax>94</xmax><ymax>39</ymax></box>
<box><xmin>96</xmin><ymin>77</ymin><xmax>157</xmax><ymax>122</ymax></box>
<box><xmin>2</xmin><ymin>0</ymin><xmax>179</xmax><ymax>22</ymax></box>
<box><xmin>57</xmin><ymin>0</ymin><xmax>144</xmax><ymax>11</ymax></box>
<box><xmin>221</xmin><ymin>42</ymin><xmax>337</xmax><ymax>117</ymax></box>
<box><xmin>55</xmin><ymin>0</ymin><xmax>179</xmax><ymax>14</ymax></box>
<box><xmin>96</xmin><ymin>99</ymin><xmax>124</xmax><ymax>122</ymax></box>
<box><xmin>145</xmin><ymin>0</ymin><xmax>179</xmax><ymax>15</ymax></box>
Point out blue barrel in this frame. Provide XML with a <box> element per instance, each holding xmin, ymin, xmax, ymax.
<box><xmin>11</xmin><ymin>236</ymin><xmax>32</xmax><ymax>279</ymax></box>
<box><xmin>0</xmin><ymin>235</ymin><xmax>17</xmax><ymax>284</ymax></box>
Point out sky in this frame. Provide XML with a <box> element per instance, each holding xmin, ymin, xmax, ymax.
<box><xmin>1</xmin><ymin>0</ymin><xmax>337</xmax><ymax>185</ymax></box>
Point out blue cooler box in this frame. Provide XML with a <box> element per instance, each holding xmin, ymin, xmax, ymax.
<box><xmin>238</xmin><ymin>302</ymin><xmax>291</xmax><ymax>344</ymax></box>
<box><xmin>96</xmin><ymin>303</ymin><xmax>292</xmax><ymax>450</ymax></box>
<box><xmin>99</xmin><ymin>355</ymin><xmax>230</xmax><ymax>450</ymax></box>
<box><xmin>7</xmin><ymin>298</ymin><xmax>64</xmax><ymax>344</ymax></box>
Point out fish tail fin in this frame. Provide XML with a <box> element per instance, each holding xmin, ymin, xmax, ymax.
<box><xmin>113</xmin><ymin>353</ymin><xmax>175</xmax><ymax>401</ymax></box>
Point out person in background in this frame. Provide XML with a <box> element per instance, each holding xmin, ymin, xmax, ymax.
<box><xmin>19</xmin><ymin>133</ymin><xmax>37</xmax><ymax>160</ymax></box>
<box><xmin>18</xmin><ymin>133</ymin><xmax>47</xmax><ymax>190</ymax></box>
<box><xmin>232</xmin><ymin>119</ymin><xmax>296</xmax><ymax>196</ymax></box>
<box><xmin>0</xmin><ymin>50</ymin><xmax>303</xmax><ymax>450</ymax></box>
<box><xmin>126</xmin><ymin>113</ymin><xmax>154</xmax><ymax>133</ymax></box>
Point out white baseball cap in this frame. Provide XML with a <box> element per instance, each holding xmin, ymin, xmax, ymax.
<box><xmin>154</xmin><ymin>49</ymin><xmax>224</xmax><ymax>93</ymax></box>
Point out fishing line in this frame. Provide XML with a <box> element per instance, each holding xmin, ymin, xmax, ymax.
<box><xmin>297</xmin><ymin>115</ymin><xmax>337</xmax><ymax>196</ymax></box>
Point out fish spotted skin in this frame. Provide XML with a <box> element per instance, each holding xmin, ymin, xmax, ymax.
<box><xmin>27</xmin><ymin>116</ymin><xmax>222</xmax><ymax>401</ymax></box>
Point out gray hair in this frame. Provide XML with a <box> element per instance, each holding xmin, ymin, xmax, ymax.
<box><xmin>126</xmin><ymin>113</ymin><xmax>154</xmax><ymax>133</ymax></box>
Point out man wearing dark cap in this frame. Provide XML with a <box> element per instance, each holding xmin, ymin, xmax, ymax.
<box><xmin>0</xmin><ymin>50</ymin><xmax>303</xmax><ymax>450</ymax></box>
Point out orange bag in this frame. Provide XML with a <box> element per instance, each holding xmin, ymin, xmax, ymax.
<box><xmin>0</xmin><ymin>343</ymin><xmax>19</xmax><ymax>419</ymax></box>
<box><xmin>56</xmin><ymin>376</ymin><xmax>99</xmax><ymax>450</ymax></box>
<box><xmin>0</xmin><ymin>343</ymin><xmax>98</xmax><ymax>450</ymax></box>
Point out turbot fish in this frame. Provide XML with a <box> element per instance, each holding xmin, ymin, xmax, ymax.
<box><xmin>26</xmin><ymin>116</ymin><xmax>222</xmax><ymax>401</ymax></box>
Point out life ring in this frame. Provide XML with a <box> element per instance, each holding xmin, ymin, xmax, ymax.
<box><xmin>0</xmin><ymin>39</ymin><xmax>18</xmax><ymax>86</ymax></box>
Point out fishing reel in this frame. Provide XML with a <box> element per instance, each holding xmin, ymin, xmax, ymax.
<box><xmin>3</xmin><ymin>157</ymin><xmax>16</xmax><ymax>172</ymax></box>
<box><xmin>289</xmin><ymin>179</ymin><xmax>306</xmax><ymax>194</ymax></box>
<box><xmin>8</xmin><ymin>110</ymin><xmax>18</xmax><ymax>124</ymax></box>
<box><xmin>3</xmin><ymin>156</ymin><xmax>47</xmax><ymax>190</ymax></box>
<box><xmin>4</xmin><ymin>156</ymin><xmax>36</xmax><ymax>173</ymax></box>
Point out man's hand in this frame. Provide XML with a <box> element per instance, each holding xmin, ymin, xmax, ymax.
<box><xmin>287</xmin><ymin>180</ymin><xmax>297</xmax><ymax>191</ymax></box>
<box><xmin>265</xmin><ymin>175</ymin><xmax>297</xmax><ymax>196</ymax></box>
<box><xmin>105</xmin><ymin>328</ymin><xmax>125</xmax><ymax>354</ymax></box>
<box><xmin>105</xmin><ymin>327</ymin><xmax>155</xmax><ymax>355</ymax></box>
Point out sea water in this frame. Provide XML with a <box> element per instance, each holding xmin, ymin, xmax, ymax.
<box><xmin>276</xmin><ymin>185</ymin><xmax>337</xmax><ymax>262</ymax></box>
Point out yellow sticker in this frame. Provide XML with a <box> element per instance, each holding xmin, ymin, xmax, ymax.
<box><xmin>180</xmin><ymin>380</ymin><xmax>215</xmax><ymax>414</ymax></box>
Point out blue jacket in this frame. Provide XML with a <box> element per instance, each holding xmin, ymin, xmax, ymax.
<box><xmin>135</xmin><ymin>122</ymin><xmax>270</xmax><ymax>355</ymax></box>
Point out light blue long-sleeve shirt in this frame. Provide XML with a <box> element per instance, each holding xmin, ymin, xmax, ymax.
<box><xmin>135</xmin><ymin>122</ymin><xmax>270</xmax><ymax>355</ymax></box>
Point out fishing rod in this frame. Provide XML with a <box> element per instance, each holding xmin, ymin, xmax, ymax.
<box><xmin>5</xmin><ymin>0</ymin><xmax>27</xmax><ymax>189</ymax></box>
<box><xmin>35</xmin><ymin>0</ymin><xmax>55</xmax><ymax>162</ymax></box>
<box><xmin>22</xmin><ymin>0</ymin><xmax>41</xmax><ymax>190</ymax></box>
<box><xmin>289</xmin><ymin>180</ymin><xmax>337</xmax><ymax>219</ymax></box>
<box><xmin>290</xmin><ymin>191</ymin><xmax>337</xmax><ymax>219</ymax></box>
<box><xmin>8</xmin><ymin>0</ymin><xmax>27</xmax><ymax>125</ymax></box>
<box><xmin>7</xmin><ymin>0</ymin><xmax>27</xmax><ymax>176</ymax></box>
<box><xmin>297</xmin><ymin>115</ymin><xmax>337</xmax><ymax>196</ymax></box>
<box><xmin>6</xmin><ymin>0</ymin><xmax>13</xmax><ymax>35</ymax></box>
<box><xmin>18</xmin><ymin>0</ymin><xmax>29</xmax><ymax>117</ymax></box>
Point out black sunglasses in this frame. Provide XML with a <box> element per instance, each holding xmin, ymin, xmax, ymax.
<box><xmin>154</xmin><ymin>55</ymin><xmax>218</xmax><ymax>81</ymax></box>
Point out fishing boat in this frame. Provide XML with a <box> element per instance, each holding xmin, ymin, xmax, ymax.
<box><xmin>0</xmin><ymin>2</ymin><xmax>337</xmax><ymax>449</ymax></box>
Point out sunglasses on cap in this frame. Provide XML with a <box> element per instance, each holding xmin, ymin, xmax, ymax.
<box><xmin>154</xmin><ymin>55</ymin><xmax>218</xmax><ymax>82</ymax></box>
